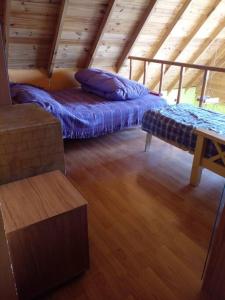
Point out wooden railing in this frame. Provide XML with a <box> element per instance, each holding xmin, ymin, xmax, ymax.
<box><xmin>128</xmin><ymin>56</ymin><xmax>225</xmax><ymax>107</ymax></box>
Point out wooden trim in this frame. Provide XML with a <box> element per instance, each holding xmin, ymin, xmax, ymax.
<box><xmin>195</xmin><ymin>128</ymin><xmax>225</xmax><ymax>145</ymax></box>
<box><xmin>135</xmin><ymin>0</ymin><xmax>192</xmax><ymax>81</ymax></box>
<box><xmin>158</xmin><ymin>63</ymin><xmax>164</xmax><ymax>94</ymax></box>
<box><xmin>115</xmin><ymin>0</ymin><xmax>157</xmax><ymax>73</ymax></box>
<box><xmin>143</xmin><ymin>61</ymin><xmax>147</xmax><ymax>85</ymax></box>
<box><xmin>177</xmin><ymin>66</ymin><xmax>184</xmax><ymax>103</ymax></box>
<box><xmin>167</xmin><ymin>18</ymin><xmax>225</xmax><ymax>92</ymax></box>
<box><xmin>129</xmin><ymin>58</ymin><xmax>132</xmax><ymax>80</ymax></box>
<box><xmin>2</xmin><ymin>0</ymin><xmax>10</xmax><ymax>62</ymax></box>
<box><xmin>199</xmin><ymin>70</ymin><xmax>209</xmax><ymax>107</ymax></box>
<box><xmin>0</xmin><ymin>25</ymin><xmax>12</xmax><ymax>105</ymax></box>
<box><xmin>128</xmin><ymin>56</ymin><xmax>225</xmax><ymax>73</ymax></box>
<box><xmin>150</xmin><ymin>0</ymin><xmax>222</xmax><ymax>90</ymax></box>
<box><xmin>86</xmin><ymin>0</ymin><xmax>117</xmax><ymax>68</ymax></box>
<box><xmin>48</xmin><ymin>0</ymin><xmax>69</xmax><ymax>77</ymax></box>
<box><xmin>0</xmin><ymin>207</ymin><xmax>18</xmax><ymax>299</ymax></box>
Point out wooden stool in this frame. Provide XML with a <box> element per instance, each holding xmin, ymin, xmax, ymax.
<box><xmin>0</xmin><ymin>170</ymin><xmax>89</xmax><ymax>300</ymax></box>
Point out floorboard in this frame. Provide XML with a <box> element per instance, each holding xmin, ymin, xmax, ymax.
<box><xmin>43</xmin><ymin>128</ymin><xmax>224</xmax><ymax>300</ymax></box>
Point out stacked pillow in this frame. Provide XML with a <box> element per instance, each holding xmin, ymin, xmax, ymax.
<box><xmin>75</xmin><ymin>68</ymin><xmax>149</xmax><ymax>101</ymax></box>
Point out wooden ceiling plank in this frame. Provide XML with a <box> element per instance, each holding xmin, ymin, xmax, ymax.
<box><xmin>167</xmin><ymin>17</ymin><xmax>225</xmax><ymax>93</ymax></box>
<box><xmin>48</xmin><ymin>0</ymin><xmax>69</xmax><ymax>77</ymax></box>
<box><xmin>115</xmin><ymin>0</ymin><xmax>158</xmax><ymax>74</ymax></box>
<box><xmin>135</xmin><ymin>0</ymin><xmax>193</xmax><ymax>82</ymax></box>
<box><xmin>86</xmin><ymin>0</ymin><xmax>118</xmax><ymax>68</ymax></box>
<box><xmin>151</xmin><ymin>0</ymin><xmax>222</xmax><ymax>91</ymax></box>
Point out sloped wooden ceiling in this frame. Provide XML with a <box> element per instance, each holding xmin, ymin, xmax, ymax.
<box><xmin>0</xmin><ymin>0</ymin><xmax>225</xmax><ymax>89</ymax></box>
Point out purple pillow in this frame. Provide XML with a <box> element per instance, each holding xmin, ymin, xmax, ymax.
<box><xmin>75</xmin><ymin>68</ymin><xmax>149</xmax><ymax>101</ymax></box>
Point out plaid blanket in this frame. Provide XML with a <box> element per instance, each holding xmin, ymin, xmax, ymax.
<box><xmin>142</xmin><ymin>104</ymin><xmax>225</xmax><ymax>157</ymax></box>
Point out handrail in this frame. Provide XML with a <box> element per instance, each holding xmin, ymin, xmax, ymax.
<box><xmin>128</xmin><ymin>56</ymin><xmax>225</xmax><ymax>107</ymax></box>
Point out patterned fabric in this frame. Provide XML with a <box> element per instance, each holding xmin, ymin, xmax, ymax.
<box><xmin>10</xmin><ymin>83</ymin><xmax>167</xmax><ymax>139</ymax></box>
<box><xmin>142</xmin><ymin>104</ymin><xmax>225</xmax><ymax>157</ymax></box>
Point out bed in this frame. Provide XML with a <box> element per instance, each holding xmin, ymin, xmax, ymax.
<box><xmin>142</xmin><ymin>104</ymin><xmax>225</xmax><ymax>185</ymax></box>
<box><xmin>10</xmin><ymin>69</ymin><xmax>167</xmax><ymax>139</ymax></box>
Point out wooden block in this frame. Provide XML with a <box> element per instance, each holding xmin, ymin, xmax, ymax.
<box><xmin>0</xmin><ymin>104</ymin><xmax>65</xmax><ymax>184</ymax></box>
<box><xmin>0</xmin><ymin>171</ymin><xmax>89</xmax><ymax>300</ymax></box>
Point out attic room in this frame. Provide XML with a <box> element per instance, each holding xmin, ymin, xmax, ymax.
<box><xmin>0</xmin><ymin>0</ymin><xmax>225</xmax><ymax>300</ymax></box>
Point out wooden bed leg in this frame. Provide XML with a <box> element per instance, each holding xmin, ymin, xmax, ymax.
<box><xmin>190</xmin><ymin>135</ymin><xmax>205</xmax><ymax>186</ymax></box>
<box><xmin>145</xmin><ymin>133</ymin><xmax>152</xmax><ymax>152</ymax></box>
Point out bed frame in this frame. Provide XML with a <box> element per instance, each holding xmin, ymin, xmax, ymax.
<box><xmin>145</xmin><ymin>129</ymin><xmax>225</xmax><ymax>186</ymax></box>
<box><xmin>128</xmin><ymin>55</ymin><xmax>225</xmax><ymax>186</ymax></box>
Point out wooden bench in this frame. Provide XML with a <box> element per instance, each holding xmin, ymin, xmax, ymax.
<box><xmin>0</xmin><ymin>170</ymin><xmax>89</xmax><ymax>300</ymax></box>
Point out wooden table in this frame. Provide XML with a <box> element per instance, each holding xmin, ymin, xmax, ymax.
<box><xmin>0</xmin><ymin>170</ymin><xmax>89</xmax><ymax>300</ymax></box>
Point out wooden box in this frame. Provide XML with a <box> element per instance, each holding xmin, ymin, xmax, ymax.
<box><xmin>0</xmin><ymin>104</ymin><xmax>65</xmax><ymax>184</ymax></box>
<box><xmin>0</xmin><ymin>171</ymin><xmax>89</xmax><ymax>300</ymax></box>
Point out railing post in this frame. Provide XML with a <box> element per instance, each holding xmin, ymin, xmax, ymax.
<box><xmin>143</xmin><ymin>61</ymin><xmax>147</xmax><ymax>85</ymax></box>
<box><xmin>199</xmin><ymin>70</ymin><xmax>209</xmax><ymax>107</ymax></box>
<box><xmin>176</xmin><ymin>66</ymin><xmax>184</xmax><ymax>104</ymax></box>
<box><xmin>159</xmin><ymin>63</ymin><xmax>164</xmax><ymax>94</ymax></box>
<box><xmin>129</xmin><ymin>58</ymin><xmax>132</xmax><ymax>80</ymax></box>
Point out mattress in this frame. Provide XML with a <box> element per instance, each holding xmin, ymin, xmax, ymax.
<box><xmin>10</xmin><ymin>84</ymin><xmax>167</xmax><ymax>139</ymax></box>
<box><xmin>142</xmin><ymin>103</ymin><xmax>225</xmax><ymax>157</ymax></box>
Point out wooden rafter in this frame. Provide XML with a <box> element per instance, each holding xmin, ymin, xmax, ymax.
<box><xmin>167</xmin><ymin>17</ymin><xmax>225</xmax><ymax>92</ymax></box>
<box><xmin>151</xmin><ymin>0</ymin><xmax>222</xmax><ymax>91</ymax></box>
<box><xmin>86</xmin><ymin>0</ymin><xmax>117</xmax><ymax>68</ymax></box>
<box><xmin>135</xmin><ymin>0</ymin><xmax>193</xmax><ymax>82</ymax></box>
<box><xmin>115</xmin><ymin>0</ymin><xmax>157</xmax><ymax>73</ymax></box>
<box><xmin>48</xmin><ymin>0</ymin><xmax>69</xmax><ymax>77</ymax></box>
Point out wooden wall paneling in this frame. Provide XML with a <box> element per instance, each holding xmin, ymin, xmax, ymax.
<box><xmin>86</xmin><ymin>0</ymin><xmax>117</xmax><ymax>67</ymax></box>
<box><xmin>0</xmin><ymin>24</ymin><xmax>12</xmax><ymax>105</ymax></box>
<box><xmin>2</xmin><ymin>0</ymin><xmax>10</xmax><ymax>62</ymax></box>
<box><xmin>150</xmin><ymin>0</ymin><xmax>222</xmax><ymax>91</ymax></box>
<box><xmin>115</xmin><ymin>0</ymin><xmax>157</xmax><ymax>74</ymax></box>
<box><xmin>134</xmin><ymin>0</ymin><xmax>193</xmax><ymax>82</ymax></box>
<box><xmin>48</xmin><ymin>0</ymin><xmax>69</xmax><ymax>77</ymax></box>
<box><xmin>167</xmin><ymin>17</ymin><xmax>225</xmax><ymax>93</ymax></box>
<box><xmin>0</xmin><ymin>206</ymin><xmax>18</xmax><ymax>299</ymax></box>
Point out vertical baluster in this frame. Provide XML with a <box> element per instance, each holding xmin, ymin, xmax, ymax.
<box><xmin>159</xmin><ymin>63</ymin><xmax>164</xmax><ymax>94</ymax></box>
<box><xmin>199</xmin><ymin>70</ymin><xmax>209</xmax><ymax>107</ymax></box>
<box><xmin>177</xmin><ymin>66</ymin><xmax>184</xmax><ymax>104</ymax></box>
<box><xmin>129</xmin><ymin>58</ymin><xmax>132</xmax><ymax>80</ymax></box>
<box><xmin>143</xmin><ymin>61</ymin><xmax>147</xmax><ymax>85</ymax></box>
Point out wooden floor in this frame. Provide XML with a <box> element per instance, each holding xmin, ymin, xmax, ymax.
<box><xmin>43</xmin><ymin>128</ymin><xmax>224</xmax><ymax>300</ymax></box>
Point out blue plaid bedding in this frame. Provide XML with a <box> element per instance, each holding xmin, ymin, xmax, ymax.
<box><xmin>142</xmin><ymin>104</ymin><xmax>225</xmax><ymax>157</ymax></box>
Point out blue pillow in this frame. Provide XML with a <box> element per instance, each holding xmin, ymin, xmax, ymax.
<box><xmin>75</xmin><ymin>68</ymin><xmax>149</xmax><ymax>101</ymax></box>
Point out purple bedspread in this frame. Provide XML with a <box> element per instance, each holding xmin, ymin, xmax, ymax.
<box><xmin>10</xmin><ymin>84</ymin><xmax>167</xmax><ymax>139</ymax></box>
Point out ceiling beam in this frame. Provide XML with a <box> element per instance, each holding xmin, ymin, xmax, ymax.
<box><xmin>86</xmin><ymin>0</ymin><xmax>117</xmax><ymax>68</ymax></box>
<box><xmin>166</xmin><ymin>17</ymin><xmax>225</xmax><ymax>93</ymax></box>
<box><xmin>115</xmin><ymin>0</ymin><xmax>157</xmax><ymax>74</ymax></box>
<box><xmin>134</xmin><ymin>0</ymin><xmax>193</xmax><ymax>82</ymax></box>
<box><xmin>48</xmin><ymin>0</ymin><xmax>69</xmax><ymax>77</ymax></box>
<box><xmin>150</xmin><ymin>0</ymin><xmax>222</xmax><ymax>91</ymax></box>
